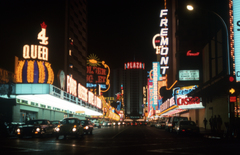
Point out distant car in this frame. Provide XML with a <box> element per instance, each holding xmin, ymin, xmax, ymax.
<box><xmin>81</xmin><ymin>120</ymin><xmax>94</xmax><ymax>134</ymax></box>
<box><xmin>102</xmin><ymin>121</ymin><xmax>109</xmax><ymax>127</ymax></box>
<box><xmin>93</xmin><ymin>121</ymin><xmax>102</xmax><ymax>128</ymax></box>
<box><xmin>131</xmin><ymin>122</ymin><xmax>138</xmax><ymax>126</ymax></box>
<box><xmin>175</xmin><ymin>120</ymin><xmax>200</xmax><ymax>135</ymax></box>
<box><xmin>165</xmin><ymin>117</ymin><xmax>173</xmax><ymax>131</ymax></box>
<box><xmin>168</xmin><ymin>116</ymin><xmax>188</xmax><ymax>132</ymax></box>
<box><xmin>16</xmin><ymin>119</ymin><xmax>54</xmax><ymax>138</ymax></box>
<box><xmin>155</xmin><ymin>120</ymin><xmax>166</xmax><ymax>129</ymax></box>
<box><xmin>54</xmin><ymin>117</ymin><xmax>84</xmax><ymax>139</ymax></box>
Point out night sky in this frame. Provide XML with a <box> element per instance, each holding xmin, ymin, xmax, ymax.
<box><xmin>0</xmin><ymin>0</ymin><xmax>227</xmax><ymax>73</ymax></box>
<box><xmin>0</xmin><ymin>0</ymin><xmax>164</xmax><ymax>73</ymax></box>
<box><xmin>87</xmin><ymin>0</ymin><xmax>164</xmax><ymax>70</ymax></box>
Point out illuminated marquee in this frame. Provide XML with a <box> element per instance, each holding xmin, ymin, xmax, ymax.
<box><xmin>173</xmin><ymin>85</ymin><xmax>204</xmax><ymax>109</ymax></box>
<box><xmin>124</xmin><ymin>62</ymin><xmax>145</xmax><ymax>70</ymax></box>
<box><xmin>23</xmin><ymin>22</ymin><xmax>48</xmax><ymax>61</ymax></box>
<box><xmin>15</xmin><ymin>22</ymin><xmax>54</xmax><ymax>84</ymax></box>
<box><xmin>232</xmin><ymin>1</ymin><xmax>240</xmax><ymax>81</ymax></box>
<box><xmin>159</xmin><ymin>9</ymin><xmax>169</xmax><ymax>75</ymax></box>
<box><xmin>86</xmin><ymin>54</ymin><xmax>110</xmax><ymax>93</ymax></box>
<box><xmin>153</xmin><ymin>62</ymin><xmax>159</xmax><ymax>105</ymax></box>
<box><xmin>78</xmin><ymin>83</ymin><xmax>88</xmax><ymax>102</ymax></box>
<box><xmin>67</xmin><ymin>75</ymin><xmax>77</xmax><ymax>96</ymax></box>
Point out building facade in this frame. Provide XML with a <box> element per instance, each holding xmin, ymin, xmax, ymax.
<box><xmin>124</xmin><ymin>62</ymin><xmax>147</xmax><ymax>119</ymax></box>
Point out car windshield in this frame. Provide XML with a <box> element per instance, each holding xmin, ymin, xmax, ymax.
<box><xmin>173</xmin><ymin>117</ymin><xmax>188</xmax><ymax>122</ymax></box>
<box><xmin>62</xmin><ymin>119</ymin><xmax>77</xmax><ymax>124</ymax></box>
<box><xmin>80</xmin><ymin>120</ymin><xmax>88</xmax><ymax>125</ymax></box>
<box><xmin>180</xmin><ymin>121</ymin><xmax>196</xmax><ymax>126</ymax></box>
<box><xmin>27</xmin><ymin>120</ymin><xmax>47</xmax><ymax>125</ymax></box>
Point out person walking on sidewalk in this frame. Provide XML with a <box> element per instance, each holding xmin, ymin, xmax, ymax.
<box><xmin>203</xmin><ymin>118</ymin><xmax>208</xmax><ymax>130</ymax></box>
<box><xmin>213</xmin><ymin>115</ymin><xmax>217</xmax><ymax>133</ymax></box>
<box><xmin>209</xmin><ymin>116</ymin><xmax>213</xmax><ymax>131</ymax></box>
<box><xmin>217</xmin><ymin>115</ymin><xmax>222</xmax><ymax>133</ymax></box>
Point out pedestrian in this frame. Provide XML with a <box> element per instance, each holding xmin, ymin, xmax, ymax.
<box><xmin>209</xmin><ymin>116</ymin><xmax>213</xmax><ymax>131</ymax></box>
<box><xmin>203</xmin><ymin>118</ymin><xmax>207</xmax><ymax>130</ymax></box>
<box><xmin>213</xmin><ymin>115</ymin><xmax>217</xmax><ymax>133</ymax></box>
<box><xmin>217</xmin><ymin>115</ymin><xmax>222</xmax><ymax>133</ymax></box>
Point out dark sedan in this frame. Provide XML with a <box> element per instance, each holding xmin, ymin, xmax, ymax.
<box><xmin>81</xmin><ymin>120</ymin><xmax>93</xmax><ymax>134</ymax></box>
<box><xmin>175</xmin><ymin>120</ymin><xmax>200</xmax><ymax>135</ymax></box>
<box><xmin>16</xmin><ymin>119</ymin><xmax>54</xmax><ymax>138</ymax></box>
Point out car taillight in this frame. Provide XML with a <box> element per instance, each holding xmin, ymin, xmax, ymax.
<box><xmin>182</xmin><ymin>129</ymin><xmax>185</xmax><ymax>132</ymax></box>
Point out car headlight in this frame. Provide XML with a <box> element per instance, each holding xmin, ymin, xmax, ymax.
<box><xmin>84</xmin><ymin>126</ymin><xmax>89</xmax><ymax>130</ymax></box>
<box><xmin>17</xmin><ymin>128</ymin><xmax>20</xmax><ymax>134</ymax></box>
<box><xmin>55</xmin><ymin>127</ymin><xmax>60</xmax><ymax>132</ymax></box>
<box><xmin>36</xmin><ymin>128</ymin><xmax>40</xmax><ymax>132</ymax></box>
<box><xmin>72</xmin><ymin>128</ymin><xmax>77</xmax><ymax>132</ymax></box>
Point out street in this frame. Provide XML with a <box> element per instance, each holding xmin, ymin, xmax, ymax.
<box><xmin>1</xmin><ymin>125</ymin><xmax>239</xmax><ymax>155</ymax></box>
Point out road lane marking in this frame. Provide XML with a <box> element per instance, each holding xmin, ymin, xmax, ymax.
<box><xmin>111</xmin><ymin>127</ymin><xmax>129</xmax><ymax>139</ymax></box>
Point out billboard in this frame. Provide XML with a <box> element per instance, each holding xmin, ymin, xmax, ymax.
<box><xmin>173</xmin><ymin>85</ymin><xmax>204</xmax><ymax>109</ymax></box>
<box><xmin>179</xmin><ymin>70</ymin><xmax>199</xmax><ymax>81</ymax></box>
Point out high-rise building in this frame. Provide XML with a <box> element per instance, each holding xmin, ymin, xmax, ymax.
<box><xmin>1</xmin><ymin>0</ymin><xmax>87</xmax><ymax>87</ymax></box>
<box><xmin>123</xmin><ymin>62</ymin><xmax>147</xmax><ymax>119</ymax></box>
<box><xmin>0</xmin><ymin>0</ymin><xmax>91</xmax><ymax>122</ymax></box>
<box><xmin>65</xmin><ymin>0</ymin><xmax>87</xmax><ymax>86</ymax></box>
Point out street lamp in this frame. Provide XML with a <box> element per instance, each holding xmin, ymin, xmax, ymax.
<box><xmin>186</xmin><ymin>5</ymin><xmax>230</xmax><ymax>75</ymax></box>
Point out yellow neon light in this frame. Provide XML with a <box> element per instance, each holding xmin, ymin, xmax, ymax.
<box><xmin>27</xmin><ymin>60</ymin><xmax>34</xmax><ymax>83</ymax></box>
<box><xmin>229</xmin><ymin>88</ymin><xmax>235</xmax><ymax>94</ymax></box>
<box><xmin>87</xmin><ymin>54</ymin><xmax>101</xmax><ymax>66</ymax></box>
<box><xmin>37</xmin><ymin>61</ymin><xmax>45</xmax><ymax>83</ymax></box>
<box><xmin>158</xmin><ymin>105</ymin><xmax>178</xmax><ymax>116</ymax></box>
<box><xmin>166</xmin><ymin>80</ymin><xmax>178</xmax><ymax>90</ymax></box>
<box><xmin>16</xmin><ymin>60</ymin><xmax>25</xmax><ymax>83</ymax></box>
<box><xmin>45</xmin><ymin>62</ymin><xmax>54</xmax><ymax>84</ymax></box>
<box><xmin>101</xmin><ymin>61</ymin><xmax>110</xmax><ymax>93</ymax></box>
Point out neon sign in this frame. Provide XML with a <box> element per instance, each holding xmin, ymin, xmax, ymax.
<box><xmin>153</xmin><ymin>62</ymin><xmax>159</xmax><ymax>105</ymax></box>
<box><xmin>186</xmin><ymin>50</ymin><xmax>200</xmax><ymax>56</ymax></box>
<box><xmin>159</xmin><ymin>9</ymin><xmax>169</xmax><ymax>75</ymax></box>
<box><xmin>16</xmin><ymin>22</ymin><xmax>54</xmax><ymax>84</ymax></box>
<box><xmin>23</xmin><ymin>22</ymin><xmax>48</xmax><ymax>61</ymax></box>
<box><xmin>67</xmin><ymin>75</ymin><xmax>77</xmax><ymax>96</ymax></box>
<box><xmin>86</xmin><ymin>54</ymin><xmax>110</xmax><ymax>93</ymax></box>
<box><xmin>124</xmin><ymin>62</ymin><xmax>145</xmax><ymax>70</ymax></box>
<box><xmin>232</xmin><ymin>1</ymin><xmax>240</xmax><ymax>81</ymax></box>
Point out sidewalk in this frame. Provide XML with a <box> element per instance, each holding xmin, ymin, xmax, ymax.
<box><xmin>199</xmin><ymin>127</ymin><xmax>224</xmax><ymax>139</ymax></box>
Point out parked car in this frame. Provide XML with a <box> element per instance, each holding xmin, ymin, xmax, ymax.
<box><xmin>6</xmin><ymin>122</ymin><xmax>25</xmax><ymax>136</ymax></box>
<box><xmin>175</xmin><ymin>120</ymin><xmax>200</xmax><ymax>135</ymax></box>
<box><xmin>54</xmin><ymin>117</ymin><xmax>84</xmax><ymax>139</ymax></box>
<box><xmin>168</xmin><ymin>116</ymin><xmax>188</xmax><ymax>132</ymax></box>
<box><xmin>81</xmin><ymin>120</ymin><xmax>94</xmax><ymax>134</ymax></box>
<box><xmin>50</xmin><ymin>120</ymin><xmax>61</xmax><ymax>128</ymax></box>
<box><xmin>165</xmin><ymin>117</ymin><xmax>172</xmax><ymax>131</ymax></box>
<box><xmin>155</xmin><ymin>120</ymin><xmax>166</xmax><ymax>129</ymax></box>
<box><xmin>16</xmin><ymin>119</ymin><xmax>54</xmax><ymax>138</ymax></box>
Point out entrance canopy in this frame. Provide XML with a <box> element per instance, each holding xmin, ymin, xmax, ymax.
<box><xmin>0</xmin><ymin>83</ymin><xmax>103</xmax><ymax>116</ymax></box>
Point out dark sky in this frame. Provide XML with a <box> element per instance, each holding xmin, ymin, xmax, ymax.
<box><xmin>0</xmin><ymin>0</ymin><xmax>164</xmax><ymax>72</ymax></box>
<box><xmin>87</xmin><ymin>0</ymin><xmax>164</xmax><ymax>70</ymax></box>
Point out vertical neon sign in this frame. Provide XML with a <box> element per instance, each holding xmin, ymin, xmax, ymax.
<box><xmin>232</xmin><ymin>0</ymin><xmax>240</xmax><ymax>81</ymax></box>
<box><xmin>159</xmin><ymin>9</ymin><xmax>169</xmax><ymax>75</ymax></box>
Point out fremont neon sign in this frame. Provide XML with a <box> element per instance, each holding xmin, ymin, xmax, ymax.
<box><xmin>159</xmin><ymin>9</ymin><xmax>169</xmax><ymax>75</ymax></box>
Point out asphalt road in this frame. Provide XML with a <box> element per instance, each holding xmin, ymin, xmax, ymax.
<box><xmin>1</xmin><ymin>125</ymin><xmax>239</xmax><ymax>155</ymax></box>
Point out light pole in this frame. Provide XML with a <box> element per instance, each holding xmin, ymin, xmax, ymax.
<box><xmin>186</xmin><ymin>5</ymin><xmax>230</xmax><ymax>75</ymax></box>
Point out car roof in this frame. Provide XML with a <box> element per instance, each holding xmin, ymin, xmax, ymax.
<box><xmin>63</xmin><ymin>117</ymin><xmax>80</xmax><ymax>120</ymax></box>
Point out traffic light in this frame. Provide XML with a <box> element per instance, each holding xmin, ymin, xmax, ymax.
<box><xmin>228</xmin><ymin>75</ymin><xmax>236</xmax><ymax>102</ymax></box>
